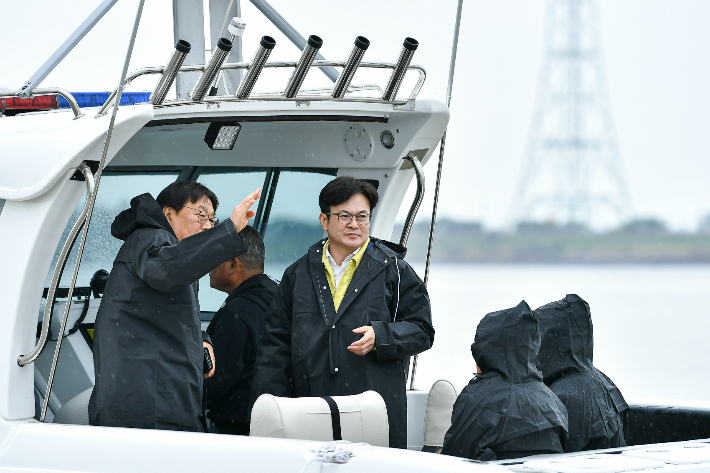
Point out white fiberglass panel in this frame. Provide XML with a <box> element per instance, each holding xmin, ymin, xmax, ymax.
<box><xmin>0</xmin><ymin>104</ymin><xmax>153</xmax><ymax>201</ymax></box>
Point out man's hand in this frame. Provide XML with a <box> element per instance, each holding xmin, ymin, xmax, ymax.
<box><xmin>230</xmin><ymin>188</ymin><xmax>261</xmax><ymax>232</ymax></box>
<box><xmin>348</xmin><ymin>326</ymin><xmax>376</xmax><ymax>356</ymax></box>
<box><xmin>203</xmin><ymin>341</ymin><xmax>215</xmax><ymax>379</ymax></box>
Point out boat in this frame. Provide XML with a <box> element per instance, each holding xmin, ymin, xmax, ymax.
<box><xmin>2</xmin><ymin>1</ymin><xmax>710</xmax><ymax>471</ymax></box>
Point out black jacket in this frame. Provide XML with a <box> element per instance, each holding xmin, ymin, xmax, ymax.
<box><xmin>442</xmin><ymin>301</ymin><xmax>568</xmax><ymax>461</ymax></box>
<box><xmin>89</xmin><ymin>193</ymin><xmax>246</xmax><ymax>431</ymax></box>
<box><xmin>535</xmin><ymin>294</ymin><xmax>628</xmax><ymax>452</ymax></box>
<box><xmin>251</xmin><ymin>238</ymin><xmax>434</xmax><ymax>449</ymax></box>
<box><xmin>205</xmin><ymin>273</ymin><xmax>278</xmax><ymax>435</ymax></box>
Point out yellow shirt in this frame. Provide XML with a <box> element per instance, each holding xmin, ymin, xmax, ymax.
<box><xmin>322</xmin><ymin>238</ymin><xmax>370</xmax><ymax>312</ymax></box>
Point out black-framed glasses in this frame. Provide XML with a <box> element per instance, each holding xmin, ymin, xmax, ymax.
<box><xmin>327</xmin><ymin>212</ymin><xmax>372</xmax><ymax>226</ymax></box>
<box><xmin>184</xmin><ymin>206</ymin><xmax>219</xmax><ymax>226</ymax></box>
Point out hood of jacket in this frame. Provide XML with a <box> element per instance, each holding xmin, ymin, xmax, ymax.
<box><xmin>534</xmin><ymin>294</ymin><xmax>594</xmax><ymax>383</ymax></box>
<box><xmin>111</xmin><ymin>193</ymin><xmax>175</xmax><ymax>241</ymax></box>
<box><xmin>472</xmin><ymin>300</ymin><xmax>543</xmax><ymax>384</ymax></box>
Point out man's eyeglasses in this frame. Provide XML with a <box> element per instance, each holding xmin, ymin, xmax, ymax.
<box><xmin>327</xmin><ymin>212</ymin><xmax>372</xmax><ymax>226</ymax></box>
<box><xmin>184</xmin><ymin>206</ymin><xmax>219</xmax><ymax>226</ymax></box>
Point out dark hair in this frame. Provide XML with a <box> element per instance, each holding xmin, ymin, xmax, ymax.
<box><xmin>156</xmin><ymin>181</ymin><xmax>219</xmax><ymax>213</ymax></box>
<box><xmin>237</xmin><ymin>225</ymin><xmax>265</xmax><ymax>272</ymax></box>
<box><xmin>318</xmin><ymin>176</ymin><xmax>379</xmax><ymax>216</ymax></box>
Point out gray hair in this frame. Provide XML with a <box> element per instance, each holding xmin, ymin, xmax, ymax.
<box><xmin>237</xmin><ymin>225</ymin><xmax>265</xmax><ymax>272</ymax></box>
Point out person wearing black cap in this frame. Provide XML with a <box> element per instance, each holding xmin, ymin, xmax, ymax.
<box><xmin>534</xmin><ymin>294</ymin><xmax>628</xmax><ymax>452</ymax></box>
<box><xmin>442</xmin><ymin>301</ymin><xmax>568</xmax><ymax>461</ymax></box>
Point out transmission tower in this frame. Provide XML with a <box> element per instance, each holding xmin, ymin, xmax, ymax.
<box><xmin>508</xmin><ymin>0</ymin><xmax>632</xmax><ymax>229</ymax></box>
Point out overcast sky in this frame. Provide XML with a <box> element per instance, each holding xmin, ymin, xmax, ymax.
<box><xmin>2</xmin><ymin>0</ymin><xmax>709</xmax><ymax>231</ymax></box>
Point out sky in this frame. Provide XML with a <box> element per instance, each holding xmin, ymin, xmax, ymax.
<box><xmin>1</xmin><ymin>0</ymin><xmax>709</xmax><ymax>232</ymax></box>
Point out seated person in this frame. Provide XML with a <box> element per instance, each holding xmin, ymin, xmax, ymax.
<box><xmin>442</xmin><ymin>301</ymin><xmax>568</xmax><ymax>461</ymax></box>
<box><xmin>534</xmin><ymin>294</ymin><xmax>628</xmax><ymax>452</ymax></box>
<box><xmin>205</xmin><ymin>226</ymin><xmax>278</xmax><ymax>435</ymax></box>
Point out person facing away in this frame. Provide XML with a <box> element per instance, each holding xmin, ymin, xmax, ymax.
<box><xmin>205</xmin><ymin>225</ymin><xmax>278</xmax><ymax>435</ymax></box>
<box><xmin>250</xmin><ymin>176</ymin><xmax>434</xmax><ymax>449</ymax></box>
<box><xmin>534</xmin><ymin>294</ymin><xmax>628</xmax><ymax>452</ymax></box>
<box><xmin>442</xmin><ymin>301</ymin><xmax>568</xmax><ymax>461</ymax></box>
<box><xmin>89</xmin><ymin>181</ymin><xmax>260</xmax><ymax>431</ymax></box>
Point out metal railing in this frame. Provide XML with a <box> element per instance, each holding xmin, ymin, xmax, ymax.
<box><xmin>0</xmin><ymin>88</ymin><xmax>84</xmax><ymax>119</ymax></box>
<box><xmin>95</xmin><ymin>59</ymin><xmax>426</xmax><ymax>117</ymax></box>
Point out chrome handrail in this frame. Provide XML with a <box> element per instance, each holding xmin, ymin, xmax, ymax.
<box><xmin>0</xmin><ymin>88</ymin><xmax>84</xmax><ymax>119</ymax></box>
<box><xmin>17</xmin><ymin>163</ymin><xmax>95</xmax><ymax>367</ymax></box>
<box><xmin>398</xmin><ymin>153</ymin><xmax>425</xmax><ymax>391</ymax></box>
<box><xmin>399</xmin><ymin>153</ymin><xmax>426</xmax><ymax>248</ymax></box>
<box><xmin>95</xmin><ymin>60</ymin><xmax>426</xmax><ymax>116</ymax></box>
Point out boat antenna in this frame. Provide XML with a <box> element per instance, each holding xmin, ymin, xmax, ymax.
<box><xmin>38</xmin><ymin>0</ymin><xmax>146</xmax><ymax>422</ymax></box>
<box><xmin>410</xmin><ymin>0</ymin><xmax>464</xmax><ymax>391</ymax></box>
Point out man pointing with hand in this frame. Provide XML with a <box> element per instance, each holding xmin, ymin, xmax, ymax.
<box><xmin>90</xmin><ymin>181</ymin><xmax>260</xmax><ymax>432</ymax></box>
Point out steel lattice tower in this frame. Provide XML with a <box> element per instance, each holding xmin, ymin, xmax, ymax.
<box><xmin>508</xmin><ymin>0</ymin><xmax>632</xmax><ymax>229</ymax></box>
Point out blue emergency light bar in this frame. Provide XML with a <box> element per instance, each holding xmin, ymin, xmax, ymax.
<box><xmin>58</xmin><ymin>92</ymin><xmax>151</xmax><ymax>109</ymax></box>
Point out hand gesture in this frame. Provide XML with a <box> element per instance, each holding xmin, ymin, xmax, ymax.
<box><xmin>348</xmin><ymin>326</ymin><xmax>376</xmax><ymax>355</ymax></box>
<box><xmin>230</xmin><ymin>188</ymin><xmax>261</xmax><ymax>232</ymax></box>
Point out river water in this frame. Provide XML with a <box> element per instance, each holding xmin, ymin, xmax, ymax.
<box><xmin>410</xmin><ymin>264</ymin><xmax>710</xmax><ymax>402</ymax></box>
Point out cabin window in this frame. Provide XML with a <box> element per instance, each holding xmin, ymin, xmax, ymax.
<box><xmin>262</xmin><ymin>170</ymin><xmax>337</xmax><ymax>280</ymax></box>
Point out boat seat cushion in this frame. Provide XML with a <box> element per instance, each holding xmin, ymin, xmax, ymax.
<box><xmin>53</xmin><ymin>386</ymin><xmax>93</xmax><ymax>425</ymax></box>
<box><xmin>422</xmin><ymin>379</ymin><xmax>460</xmax><ymax>453</ymax></box>
<box><xmin>250</xmin><ymin>390</ymin><xmax>389</xmax><ymax>447</ymax></box>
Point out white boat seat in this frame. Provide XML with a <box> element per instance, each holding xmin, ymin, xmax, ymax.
<box><xmin>250</xmin><ymin>390</ymin><xmax>389</xmax><ymax>447</ymax></box>
<box><xmin>53</xmin><ymin>386</ymin><xmax>92</xmax><ymax>425</ymax></box>
<box><xmin>422</xmin><ymin>379</ymin><xmax>460</xmax><ymax>453</ymax></box>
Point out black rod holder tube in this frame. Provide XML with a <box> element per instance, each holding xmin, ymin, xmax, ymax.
<box><xmin>284</xmin><ymin>35</ymin><xmax>322</xmax><ymax>98</ymax></box>
<box><xmin>331</xmin><ymin>36</ymin><xmax>369</xmax><ymax>99</ymax></box>
<box><xmin>236</xmin><ymin>35</ymin><xmax>276</xmax><ymax>99</ymax></box>
<box><xmin>382</xmin><ymin>37</ymin><xmax>418</xmax><ymax>101</ymax></box>
<box><xmin>191</xmin><ymin>37</ymin><xmax>233</xmax><ymax>101</ymax></box>
<box><xmin>150</xmin><ymin>40</ymin><xmax>191</xmax><ymax>105</ymax></box>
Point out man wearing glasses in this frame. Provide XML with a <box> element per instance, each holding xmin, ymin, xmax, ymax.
<box><xmin>89</xmin><ymin>181</ymin><xmax>260</xmax><ymax>432</ymax></box>
<box><xmin>251</xmin><ymin>176</ymin><xmax>434</xmax><ymax>449</ymax></box>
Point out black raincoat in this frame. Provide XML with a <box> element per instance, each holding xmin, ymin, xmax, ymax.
<box><xmin>251</xmin><ymin>238</ymin><xmax>434</xmax><ymax>449</ymax></box>
<box><xmin>89</xmin><ymin>193</ymin><xmax>246</xmax><ymax>431</ymax></box>
<box><xmin>442</xmin><ymin>301</ymin><xmax>568</xmax><ymax>461</ymax></box>
<box><xmin>205</xmin><ymin>273</ymin><xmax>278</xmax><ymax>435</ymax></box>
<box><xmin>535</xmin><ymin>294</ymin><xmax>628</xmax><ymax>452</ymax></box>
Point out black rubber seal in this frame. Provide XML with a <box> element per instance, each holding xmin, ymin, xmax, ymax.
<box><xmin>216</xmin><ymin>37</ymin><xmax>233</xmax><ymax>52</ymax></box>
<box><xmin>321</xmin><ymin>396</ymin><xmax>342</xmax><ymax>441</ymax></box>
<box><xmin>308</xmin><ymin>35</ymin><xmax>323</xmax><ymax>49</ymax></box>
<box><xmin>355</xmin><ymin>36</ymin><xmax>370</xmax><ymax>50</ymax></box>
<box><xmin>403</xmin><ymin>37</ymin><xmax>418</xmax><ymax>51</ymax></box>
<box><xmin>175</xmin><ymin>39</ymin><xmax>191</xmax><ymax>53</ymax></box>
<box><xmin>260</xmin><ymin>35</ymin><xmax>276</xmax><ymax>50</ymax></box>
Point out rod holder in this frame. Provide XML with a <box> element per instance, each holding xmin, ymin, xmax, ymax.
<box><xmin>331</xmin><ymin>36</ymin><xmax>370</xmax><ymax>99</ymax></box>
<box><xmin>284</xmin><ymin>35</ymin><xmax>322</xmax><ymax>98</ymax></box>
<box><xmin>236</xmin><ymin>35</ymin><xmax>276</xmax><ymax>99</ymax></box>
<box><xmin>191</xmin><ymin>37</ymin><xmax>233</xmax><ymax>102</ymax></box>
<box><xmin>150</xmin><ymin>40</ymin><xmax>191</xmax><ymax>105</ymax></box>
<box><xmin>382</xmin><ymin>37</ymin><xmax>418</xmax><ymax>101</ymax></box>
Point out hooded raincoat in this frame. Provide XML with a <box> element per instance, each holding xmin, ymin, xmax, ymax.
<box><xmin>535</xmin><ymin>294</ymin><xmax>628</xmax><ymax>452</ymax></box>
<box><xmin>442</xmin><ymin>301</ymin><xmax>568</xmax><ymax>461</ymax></box>
<box><xmin>251</xmin><ymin>238</ymin><xmax>434</xmax><ymax>449</ymax></box>
<box><xmin>89</xmin><ymin>193</ymin><xmax>247</xmax><ymax>431</ymax></box>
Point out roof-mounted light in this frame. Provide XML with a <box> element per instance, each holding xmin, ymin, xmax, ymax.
<box><xmin>204</xmin><ymin>121</ymin><xmax>241</xmax><ymax>150</ymax></box>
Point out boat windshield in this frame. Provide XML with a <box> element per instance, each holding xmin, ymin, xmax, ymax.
<box><xmin>46</xmin><ymin>167</ymin><xmax>336</xmax><ymax>312</ymax></box>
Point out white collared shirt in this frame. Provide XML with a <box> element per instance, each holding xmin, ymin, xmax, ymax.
<box><xmin>326</xmin><ymin>244</ymin><xmax>361</xmax><ymax>290</ymax></box>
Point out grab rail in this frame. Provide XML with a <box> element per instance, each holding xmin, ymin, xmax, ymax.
<box><xmin>0</xmin><ymin>88</ymin><xmax>84</xmax><ymax>119</ymax></box>
<box><xmin>399</xmin><ymin>153</ymin><xmax>426</xmax><ymax>248</ymax></box>
<box><xmin>95</xmin><ymin>60</ymin><xmax>426</xmax><ymax>117</ymax></box>
<box><xmin>18</xmin><ymin>163</ymin><xmax>95</xmax><ymax>367</ymax></box>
